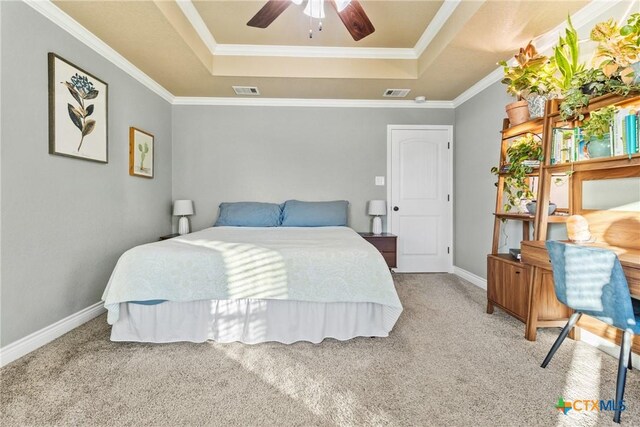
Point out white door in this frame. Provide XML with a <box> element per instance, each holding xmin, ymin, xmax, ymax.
<box><xmin>388</xmin><ymin>126</ymin><xmax>452</xmax><ymax>273</ymax></box>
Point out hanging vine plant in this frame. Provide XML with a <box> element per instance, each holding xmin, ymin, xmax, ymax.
<box><xmin>491</xmin><ymin>133</ymin><xmax>543</xmax><ymax>212</ymax></box>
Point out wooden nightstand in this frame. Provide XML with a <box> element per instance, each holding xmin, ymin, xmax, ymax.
<box><xmin>359</xmin><ymin>233</ymin><xmax>397</xmax><ymax>268</ymax></box>
<box><xmin>159</xmin><ymin>233</ymin><xmax>180</xmax><ymax>241</ymax></box>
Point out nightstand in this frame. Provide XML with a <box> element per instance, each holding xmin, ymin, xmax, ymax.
<box><xmin>159</xmin><ymin>233</ymin><xmax>180</xmax><ymax>241</ymax></box>
<box><xmin>359</xmin><ymin>233</ymin><xmax>397</xmax><ymax>268</ymax></box>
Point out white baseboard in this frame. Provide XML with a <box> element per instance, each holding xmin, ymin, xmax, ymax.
<box><xmin>0</xmin><ymin>301</ymin><xmax>105</xmax><ymax>367</ymax></box>
<box><xmin>579</xmin><ymin>328</ymin><xmax>640</xmax><ymax>367</ymax></box>
<box><xmin>453</xmin><ymin>266</ymin><xmax>487</xmax><ymax>290</ymax></box>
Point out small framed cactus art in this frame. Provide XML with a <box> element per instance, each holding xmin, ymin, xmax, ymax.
<box><xmin>129</xmin><ymin>127</ymin><xmax>154</xmax><ymax>178</ymax></box>
<box><xmin>48</xmin><ymin>53</ymin><xmax>108</xmax><ymax>163</ymax></box>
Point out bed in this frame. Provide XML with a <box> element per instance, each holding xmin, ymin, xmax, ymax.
<box><xmin>103</xmin><ymin>226</ymin><xmax>402</xmax><ymax>344</ymax></box>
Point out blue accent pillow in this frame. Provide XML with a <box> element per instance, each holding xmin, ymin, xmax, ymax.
<box><xmin>281</xmin><ymin>200</ymin><xmax>349</xmax><ymax>227</ymax></box>
<box><xmin>214</xmin><ymin>202</ymin><xmax>282</xmax><ymax>227</ymax></box>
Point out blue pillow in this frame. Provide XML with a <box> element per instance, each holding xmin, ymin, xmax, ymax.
<box><xmin>281</xmin><ymin>200</ymin><xmax>348</xmax><ymax>227</ymax></box>
<box><xmin>214</xmin><ymin>202</ymin><xmax>282</xmax><ymax>227</ymax></box>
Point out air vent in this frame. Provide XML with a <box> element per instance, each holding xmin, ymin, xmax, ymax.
<box><xmin>233</xmin><ymin>86</ymin><xmax>260</xmax><ymax>96</ymax></box>
<box><xmin>383</xmin><ymin>88</ymin><xmax>411</xmax><ymax>98</ymax></box>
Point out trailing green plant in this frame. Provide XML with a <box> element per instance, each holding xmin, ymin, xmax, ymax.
<box><xmin>558</xmin><ymin>68</ymin><xmax>638</xmax><ymax>120</ymax></box>
<box><xmin>491</xmin><ymin>133</ymin><xmax>543</xmax><ymax>212</ymax></box>
<box><xmin>581</xmin><ymin>105</ymin><xmax>616</xmax><ymax>140</ymax></box>
<box><xmin>554</xmin><ymin>16</ymin><xmax>584</xmax><ymax>91</ymax></box>
<box><xmin>559</xmin><ymin>69</ymin><xmax>606</xmax><ymax>120</ymax></box>
<box><xmin>499</xmin><ymin>41</ymin><xmax>557</xmax><ymax>98</ymax></box>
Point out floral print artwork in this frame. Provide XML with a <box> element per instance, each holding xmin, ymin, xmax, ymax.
<box><xmin>62</xmin><ymin>73</ymin><xmax>99</xmax><ymax>152</ymax></box>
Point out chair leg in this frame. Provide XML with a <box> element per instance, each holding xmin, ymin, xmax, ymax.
<box><xmin>614</xmin><ymin>331</ymin><xmax>633</xmax><ymax>424</ymax></box>
<box><xmin>541</xmin><ymin>312</ymin><xmax>582</xmax><ymax>368</ymax></box>
<box><xmin>628</xmin><ymin>345</ymin><xmax>633</xmax><ymax>371</ymax></box>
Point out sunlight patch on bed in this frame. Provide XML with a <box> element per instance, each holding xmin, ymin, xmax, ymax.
<box><xmin>556</xmin><ymin>343</ymin><xmax>602</xmax><ymax>427</ymax></box>
<box><xmin>215</xmin><ymin>344</ymin><xmax>396</xmax><ymax>425</ymax></box>
<box><xmin>178</xmin><ymin>239</ymin><xmax>288</xmax><ymax>299</ymax></box>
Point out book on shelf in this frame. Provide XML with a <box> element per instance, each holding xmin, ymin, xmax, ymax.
<box><xmin>550</xmin><ymin>128</ymin><xmax>580</xmax><ymax>164</ymax></box>
<box><xmin>611</xmin><ymin>107</ymin><xmax>639</xmax><ymax>157</ymax></box>
<box><xmin>550</xmin><ymin>108</ymin><xmax>640</xmax><ymax>165</ymax></box>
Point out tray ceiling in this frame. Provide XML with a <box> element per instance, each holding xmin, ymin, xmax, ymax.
<box><xmin>52</xmin><ymin>0</ymin><xmax>591</xmax><ymax>100</ymax></box>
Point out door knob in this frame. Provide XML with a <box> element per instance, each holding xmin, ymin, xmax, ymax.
<box><xmin>393</xmin><ymin>206</ymin><xmax>399</xmax><ymax>211</ymax></box>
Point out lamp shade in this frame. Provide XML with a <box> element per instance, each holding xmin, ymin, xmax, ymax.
<box><xmin>368</xmin><ymin>200</ymin><xmax>387</xmax><ymax>216</ymax></box>
<box><xmin>173</xmin><ymin>200</ymin><xmax>194</xmax><ymax>216</ymax></box>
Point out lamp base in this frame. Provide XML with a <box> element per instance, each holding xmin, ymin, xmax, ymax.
<box><xmin>178</xmin><ymin>216</ymin><xmax>190</xmax><ymax>235</ymax></box>
<box><xmin>372</xmin><ymin>216</ymin><xmax>382</xmax><ymax>235</ymax></box>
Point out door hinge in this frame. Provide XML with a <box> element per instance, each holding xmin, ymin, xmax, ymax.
<box><xmin>447</xmin><ymin>142</ymin><xmax>450</xmax><ymax>149</ymax></box>
<box><xmin>447</xmin><ymin>194</ymin><xmax>450</xmax><ymax>202</ymax></box>
<box><xmin>447</xmin><ymin>247</ymin><xmax>450</xmax><ymax>254</ymax></box>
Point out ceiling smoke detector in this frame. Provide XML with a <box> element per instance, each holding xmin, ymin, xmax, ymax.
<box><xmin>233</xmin><ymin>86</ymin><xmax>260</xmax><ymax>96</ymax></box>
<box><xmin>383</xmin><ymin>89</ymin><xmax>411</xmax><ymax>98</ymax></box>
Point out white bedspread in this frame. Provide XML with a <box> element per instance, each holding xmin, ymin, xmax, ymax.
<box><xmin>103</xmin><ymin>226</ymin><xmax>402</xmax><ymax>324</ymax></box>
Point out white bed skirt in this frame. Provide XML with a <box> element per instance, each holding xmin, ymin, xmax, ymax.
<box><xmin>110</xmin><ymin>299</ymin><xmax>402</xmax><ymax>344</ymax></box>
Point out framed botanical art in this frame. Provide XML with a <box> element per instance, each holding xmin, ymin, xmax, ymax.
<box><xmin>129</xmin><ymin>127</ymin><xmax>154</xmax><ymax>178</ymax></box>
<box><xmin>48</xmin><ymin>53</ymin><xmax>108</xmax><ymax>163</ymax></box>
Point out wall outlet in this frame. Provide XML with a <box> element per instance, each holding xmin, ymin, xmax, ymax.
<box><xmin>375</xmin><ymin>176</ymin><xmax>385</xmax><ymax>186</ymax></box>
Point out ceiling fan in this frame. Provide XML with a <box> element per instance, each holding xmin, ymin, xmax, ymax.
<box><xmin>247</xmin><ymin>0</ymin><xmax>375</xmax><ymax>41</ymax></box>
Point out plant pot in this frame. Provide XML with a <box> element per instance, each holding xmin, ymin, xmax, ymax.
<box><xmin>506</xmin><ymin>100</ymin><xmax>530</xmax><ymax>126</ymax></box>
<box><xmin>526</xmin><ymin>94</ymin><xmax>548</xmax><ymax>119</ymax></box>
<box><xmin>587</xmin><ymin>133</ymin><xmax>611</xmax><ymax>158</ymax></box>
<box><xmin>526</xmin><ymin>200</ymin><xmax>557</xmax><ymax>215</ymax></box>
<box><xmin>581</xmin><ymin>83</ymin><xmax>599</xmax><ymax>95</ymax></box>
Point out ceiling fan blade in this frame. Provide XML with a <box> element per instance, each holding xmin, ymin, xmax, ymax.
<box><xmin>247</xmin><ymin>0</ymin><xmax>292</xmax><ymax>28</ymax></box>
<box><xmin>330</xmin><ymin>0</ymin><xmax>375</xmax><ymax>41</ymax></box>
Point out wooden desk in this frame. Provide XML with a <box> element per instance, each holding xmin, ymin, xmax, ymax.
<box><xmin>521</xmin><ymin>240</ymin><xmax>640</xmax><ymax>352</ymax></box>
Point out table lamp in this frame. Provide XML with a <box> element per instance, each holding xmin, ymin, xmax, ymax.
<box><xmin>368</xmin><ymin>200</ymin><xmax>387</xmax><ymax>235</ymax></box>
<box><xmin>173</xmin><ymin>200</ymin><xmax>194</xmax><ymax>235</ymax></box>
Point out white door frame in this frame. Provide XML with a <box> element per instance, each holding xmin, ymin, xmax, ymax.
<box><xmin>386</xmin><ymin>125</ymin><xmax>454</xmax><ymax>273</ymax></box>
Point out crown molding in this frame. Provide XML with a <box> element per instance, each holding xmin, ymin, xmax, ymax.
<box><xmin>177</xmin><ymin>0</ymin><xmax>420</xmax><ymax>59</ymax></box>
<box><xmin>23</xmin><ymin>0</ymin><xmax>631</xmax><ymax>111</ymax></box>
<box><xmin>175</xmin><ymin>0</ymin><xmax>218</xmax><ymax>54</ymax></box>
<box><xmin>413</xmin><ymin>0</ymin><xmax>462</xmax><ymax>57</ymax></box>
<box><xmin>452</xmin><ymin>67</ymin><xmax>502</xmax><ymax>108</ymax></box>
<box><xmin>25</xmin><ymin>0</ymin><xmax>174</xmax><ymax>104</ymax></box>
<box><xmin>213</xmin><ymin>44</ymin><xmax>416</xmax><ymax>59</ymax></box>
<box><xmin>173</xmin><ymin>97</ymin><xmax>454</xmax><ymax>109</ymax></box>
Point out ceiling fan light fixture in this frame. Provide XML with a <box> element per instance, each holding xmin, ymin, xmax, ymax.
<box><xmin>290</xmin><ymin>0</ymin><xmax>303</xmax><ymax>5</ymax></box>
<box><xmin>303</xmin><ymin>0</ymin><xmax>325</xmax><ymax>19</ymax></box>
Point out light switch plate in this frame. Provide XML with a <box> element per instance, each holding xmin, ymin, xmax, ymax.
<box><xmin>375</xmin><ymin>176</ymin><xmax>385</xmax><ymax>186</ymax></box>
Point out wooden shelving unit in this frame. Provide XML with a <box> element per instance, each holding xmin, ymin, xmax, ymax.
<box><xmin>534</xmin><ymin>94</ymin><xmax>640</xmax><ymax>241</ymax></box>
<box><xmin>488</xmin><ymin>93</ymin><xmax>640</xmax><ymax>341</ymax></box>
<box><xmin>487</xmin><ymin>116</ymin><xmax>547</xmax><ymax>320</ymax></box>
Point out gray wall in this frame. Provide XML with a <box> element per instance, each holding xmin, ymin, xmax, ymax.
<box><xmin>172</xmin><ymin>106</ymin><xmax>454</xmax><ymax>232</ymax></box>
<box><xmin>0</xmin><ymin>2</ymin><xmax>172</xmax><ymax>346</ymax></box>
<box><xmin>453</xmin><ymin>81</ymin><xmax>514</xmax><ymax>279</ymax></box>
<box><xmin>453</xmin><ymin>82</ymin><xmax>570</xmax><ymax>279</ymax></box>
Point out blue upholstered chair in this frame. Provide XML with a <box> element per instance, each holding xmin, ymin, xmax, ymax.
<box><xmin>541</xmin><ymin>241</ymin><xmax>638</xmax><ymax>423</ymax></box>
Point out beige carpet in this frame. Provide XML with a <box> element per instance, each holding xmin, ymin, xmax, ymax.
<box><xmin>1</xmin><ymin>274</ymin><xmax>638</xmax><ymax>426</ymax></box>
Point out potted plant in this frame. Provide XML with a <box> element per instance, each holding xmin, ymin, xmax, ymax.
<box><xmin>491</xmin><ymin>133</ymin><xmax>543</xmax><ymax>212</ymax></box>
<box><xmin>581</xmin><ymin>105</ymin><xmax>616</xmax><ymax>158</ymax></box>
<box><xmin>591</xmin><ymin>18</ymin><xmax>639</xmax><ymax>84</ymax></box>
<box><xmin>554</xmin><ymin>16</ymin><xmax>584</xmax><ymax>93</ymax></box>
<box><xmin>499</xmin><ymin>42</ymin><xmax>557</xmax><ymax>125</ymax></box>
<box><xmin>559</xmin><ymin>16</ymin><xmax>640</xmax><ymax>120</ymax></box>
